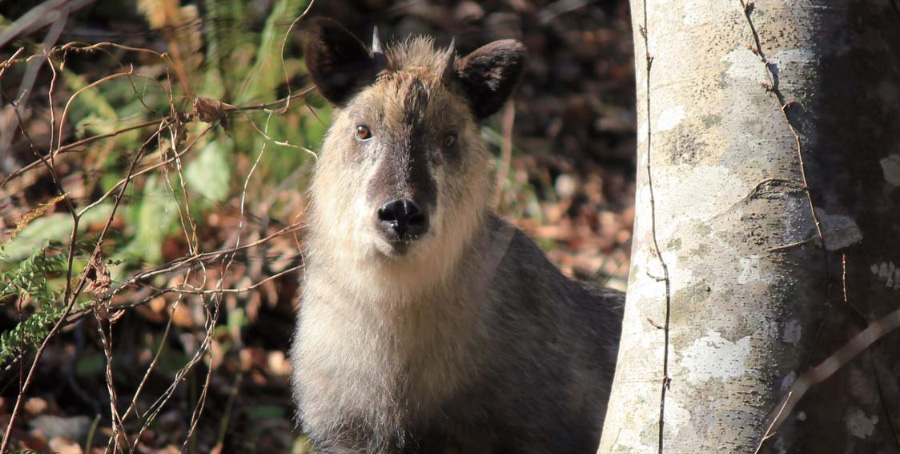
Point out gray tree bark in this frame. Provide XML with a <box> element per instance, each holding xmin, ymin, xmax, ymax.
<box><xmin>599</xmin><ymin>0</ymin><xmax>900</xmax><ymax>452</ymax></box>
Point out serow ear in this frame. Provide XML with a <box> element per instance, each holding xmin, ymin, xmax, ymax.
<box><xmin>303</xmin><ymin>18</ymin><xmax>376</xmax><ymax>106</ymax></box>
<box><xmin>454</xmin><ymin>40</ymin><xmax>526</xmax><ymax>119</ymax></box>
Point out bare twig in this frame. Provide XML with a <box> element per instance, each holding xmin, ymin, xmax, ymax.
<box><xmin>96</xmin><ymin>309</ymin><xmax>130</xmax><ymax>453</ymax></box>
<box><xmin>57</xmin><ymin>70</ymin><xmax>137</xmax><ymax>159</ymax></box>
<box><xmin>635</xmin><ymin>2</ymin><xmax>674</xmax><ymax>452</ymax></box>
<box><xmin>121</xmin><ymin>302</ymin><xmax>176</xmax><ymax>423</ymax></box>
<box><xmin>274</xmin><ymin>0</ymin><xmax>317</xmax><ymax>114</ymax></box>
<box><xmin>739</xmin><ymin>2</ymin><xmax>839</xmax><ymax>448</ymax></box>
<box><xmin>738</xmin><ymin>0</ymin><xmax>830</xmax><ymax>286</ymax></box>
<box><xmin>0</xmin><ymin>117</ymin><xmax>169</xmax><ymax>187</ymax></box>
<box><xmin>0</xmin><ymin>0</ymin><xmax>70</xmax><ymax>157</ymax></box>
<box><xmin>0</xmin><ymin>18</ymin><xmax>321</xmax><ymax>448</ymax></box>
<box><xmin>105</xmin><ymin>222</ymin><xmax>303</xmax><ymax>302</ymax></box>
<box><xmin>838</xmin><ymin>255</ymin><xmax>900</xmax><ymax>449</ymax></box>
<box><xmin>0</xmin><ymin>119</ymin><xmax>158</xmax><ymax>454</ymax></box>
<box><xmin>766</xmin><ymin>237</ymin><xmax>816</xmax><ymax>253</ymax></box>
<box><xmin>0</xmin><ymin>0</ymin><xmax>95</xmax><ymax>49</ymax></box>
<box><xmin>754</xmin><ymin>302</ymin><xmax>900</xmax><ymax>451</ymax></box>
<box><xmin>244</xmin><ymin>112</ymin><xmax>317</xmax><ymax>159</ymax></box>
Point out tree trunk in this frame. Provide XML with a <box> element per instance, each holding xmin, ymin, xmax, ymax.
<box><xmin>599</xmin><ymin>0</ymin><xmax>900</xmax><ymax>452</ymax></box>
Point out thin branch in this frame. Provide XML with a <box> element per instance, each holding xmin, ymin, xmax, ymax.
<box><xmin>274</xmin><ymin>0</ymin><xmax>317</xmax><ymax>114</ymax></box>
<box><xmin>0</xmin><ymin>115</ymin><xmax>156</xmax><ymax>454</ymax></box>
<box><xmin>839</xmin><ymin>255</ymin><xmax>900</xmax><ymax>449</ymax></box>
<box><xmin>738</xmin><ymin>0</ymin><xmax>830</xmax><ymax>279</ymax></box>
<box><xmin>121</xmin><ymin>302</ymin><xmax>176</xmax><ymax>423</ymax></box>
<box><xmin>145</xmin><ymin>264</ymin><xmax>302</xmax><ymax>296</ymax></box>
<box><xmin>754</xmin><ymin>301</ymin><xmax>900</xmax><ymax>451</ymax></box>
<box><xmin>95</xmin><ymin>309</ymin><xmax>130</xmax><ymax>453</ymax></box>
<box><xmin>635</xmin><ymin>1</ymin><xmax>675</xmax><ymax>452</ymax></box>
<box><xmin>0</xmin><ymin>117</ymin><xmax>169</xmax><ymax>187</ymax></box>
<box><xmin>77</xmin><ymin>121</ymin><xmax>207</xmax><ymax>216</ymax></box>
<box><xmin>59</xmin><ymin>41</ymin><xmax>188</xmax><ymax>97</ymax></box>
<box><xmin>766</xmin><ymin>237</ymin><xmax>816</xmax><ymax>253</ymax></box>
<box><xmin>739</xmin><ymin>2</ymin><xmax>837</xmax><ymax>448</ymax></box>
<box><xmin>244</xmin><ymin>112</ymin><xmax>317</xmax><ymax>159</ymax></box>
<box><xmin>57</xmin><ymin>70</ymin><xmax>137</xmax><ymax>160</ymax></box>
<box><xmin>0</xmin><ymin>34</ymin><xmax>319</xmax><ymax>451</ymax></box>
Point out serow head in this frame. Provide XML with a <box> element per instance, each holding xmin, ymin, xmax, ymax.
<box><xmin>303</xmin><ymin>18</ymin><xmax>525</xmax><ymax>259</ymax></box>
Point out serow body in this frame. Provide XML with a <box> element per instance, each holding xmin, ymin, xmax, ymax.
<box><xmin>291</xmin><ymin>18</ymin><xmax>623</xmax><ymax>454</ymax></box>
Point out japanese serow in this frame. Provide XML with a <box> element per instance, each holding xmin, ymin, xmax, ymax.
<box><xmin>291</xmin><ymin>18</ymin><xmax>623</xmax><ymax>454</ymax></box>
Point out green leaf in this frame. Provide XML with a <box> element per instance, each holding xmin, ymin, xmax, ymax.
<box><xmin>120</xmin><ymin>175</ymin><xmax>179</xmax><ymax>264</ymax></box>
<box><xmin>186</xmin><ymin>138</ymin><xmax>233</xmax><ymax>203</ymax></box>
<box><xmin>238</xmin><ymin>0</ymin><xmax>311</xmax><ymax>104</ymax></box>
<box><xmin>1</xmin><ymin>204</ymin><xmax>117</xmax><ymax>261</ymax></box>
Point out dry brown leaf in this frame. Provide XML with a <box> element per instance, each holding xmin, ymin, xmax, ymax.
<box><xmin>24</xmin><ymin>397</ymin><xmax>48</xmax><ymax>416</ymax></box>
<box><xmin>49</xmin><ymin>437</ymin><xmax>83</xmax><ymax>454</ymax></box>
<box><xmin>84</xmin><ymin>255</ymin><xmax>111</xmax><ymax>297</ymax></box>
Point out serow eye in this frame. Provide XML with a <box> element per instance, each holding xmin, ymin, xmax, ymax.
<box><xmin>356</xmin><ymin>125</ymin><xmax>372</xmax><ymax>141</ymax></box>
<box><xmin>443</xmin><ymin>134</ymin><xmax>457</xmax><ymax>149</ymax></box>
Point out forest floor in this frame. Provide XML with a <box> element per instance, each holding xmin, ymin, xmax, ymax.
<box><xmin>0</xmin><ymin>0</ymin><xmax>635</xmax><ymax>452</ymax></box>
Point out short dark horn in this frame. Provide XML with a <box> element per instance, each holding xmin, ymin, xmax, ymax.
<box><xmin>372</xmin><ymin>26</ymin><xmax>386</xmax><ymax>72</ymax></box>
<box><xmin>441</xmin><ymin>37</ymin><xmax>457</xmax><ymax>83</ymax></box>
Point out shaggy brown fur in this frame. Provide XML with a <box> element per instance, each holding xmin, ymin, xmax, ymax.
<box><xmin>291</xmin><ymin>18</ymin><xmax>623</xmax><ymax>454</ymax></box>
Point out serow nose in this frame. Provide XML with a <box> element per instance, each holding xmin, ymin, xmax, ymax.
<box><xmin>377</xmin><ymin>199</ymin><xmax>429</xmax><ymax>240</ymax></box>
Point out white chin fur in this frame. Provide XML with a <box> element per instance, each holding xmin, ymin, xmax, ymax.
<box><xmin>374</xmin><ymin>239</ymin><xmax>413</xmax><ymax>258</ymax></box>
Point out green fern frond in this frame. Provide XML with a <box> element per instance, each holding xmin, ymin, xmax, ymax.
<box><xmin>0</xmin><ymin>243</ymin><xmax>82</xmax><ymax>366</ymax></box>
